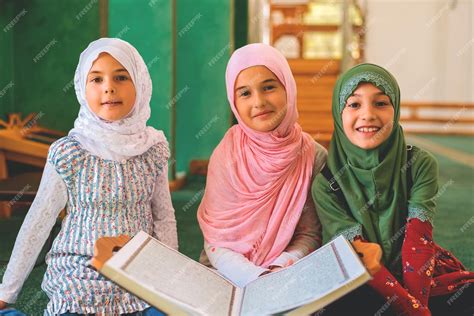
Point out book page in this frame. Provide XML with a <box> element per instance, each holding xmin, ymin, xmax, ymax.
<box><xmin>240</xmin><ymin>236</ymin><xmax>364</xmax><ymax>316</ymax></box>
<box><xmin>116</xmin><ymin>235</ymin><xmax>235</xmax><ymax>316</ymax></box>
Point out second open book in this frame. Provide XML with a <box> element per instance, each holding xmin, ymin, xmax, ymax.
<box><xmin>92</xmin><ymin>231</ymin><xmax>371</xmax><ymax>315</ymax></box>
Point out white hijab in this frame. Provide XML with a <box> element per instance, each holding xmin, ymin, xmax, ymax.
<box><xmin>69</xmin><ymin>38</ymin><xmax>168</xmax><ymax>161</ymax></box>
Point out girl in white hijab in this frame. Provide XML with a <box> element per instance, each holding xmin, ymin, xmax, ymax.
<box><xmin>0</xmin><ymin>38</ymin><xmax>177</xmax><ymax>315</ymax></box>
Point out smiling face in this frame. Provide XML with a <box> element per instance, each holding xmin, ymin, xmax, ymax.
<box><xmin>85</xmin><ymin>52</ymin><xmax>136</xmax><ymax>121</ymax></box>
<box><xmin>234</xmin><ymin>66</ymin><xmax>288</xmax><ymax>132</ymax></box>
<box><xmin>341</xmin><ymin>82</ymin><xmax>395</xmax><ymax>149</ymax></box>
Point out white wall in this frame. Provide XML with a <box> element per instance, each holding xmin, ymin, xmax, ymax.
<box><xmin>365</xmin><ymin>0</ymin><xmax>473</xmax><ymax>103</ymax></box>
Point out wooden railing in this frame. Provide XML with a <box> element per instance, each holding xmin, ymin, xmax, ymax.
<box><xmin>400</xmin><ymin>102</ymin><xmax>474</xmax><ymax>135</ymax></box>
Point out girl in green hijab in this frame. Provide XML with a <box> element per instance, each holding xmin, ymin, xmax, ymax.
<box><xmin>313</xmin><ymin>63</ymin><xmax>473</xmax><ymax>315</ymax></box>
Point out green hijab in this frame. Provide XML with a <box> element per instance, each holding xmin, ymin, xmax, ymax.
<box><xmin>312</xmin><ymin>63</ymin><xmax>438</xmax><ymax>270</ymax></box>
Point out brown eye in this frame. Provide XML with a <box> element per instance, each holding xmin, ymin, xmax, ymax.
<box><xmin>116</xmin><ymin>75</ymin><xmax>129</xmax><ymax>81</ymax></box>
<box><xmin>346</xmin><ymin>102</ymin><xmax>360</xmax><ymax>109</ymax></box>
<box><xmin>239</xmin><ymin>90</ymin><xmax>250</xmax><ymax>97</ymax></box>
<box><xmin>90</xmin><ymin>77</ymin><xmax>102</xmax><ymax>83</ymax></box>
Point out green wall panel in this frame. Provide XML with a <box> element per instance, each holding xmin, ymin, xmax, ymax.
<box><xmin>175</xmin><ymin>0</ymin><xmax>231</xmax><ymax>173</ymax></box>
<box><xmin>11</xmin><ymin>0</ymin><xmax>100</xmax><ymax>132</ymax></box>
<box><xmin>0</xmin><ymin>0</ymin><xmax>15</xmax><ymax>117</ymax></box>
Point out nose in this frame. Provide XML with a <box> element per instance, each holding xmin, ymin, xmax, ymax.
<box><xmin>253</xmin><ymin>91</ymin><xmax>265</xmax><ymax>108</ymax></box>
<box><xmin>360</xmin><ymin>104</ymin><xmax>376</xmax><ymax>121</ymax></box>
<box><xmin>104</xmin><ymin>78</ymin><xmax>116</xmax><ymax>94</ymax></box>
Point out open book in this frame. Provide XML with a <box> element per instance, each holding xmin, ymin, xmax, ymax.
<box><xmin>91</xmin><ymin>231</ymin><xmax>370</xmax><ymax>315</ymax></box>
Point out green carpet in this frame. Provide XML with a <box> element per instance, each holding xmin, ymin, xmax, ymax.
<box><xmin>414</xmin><ymin>134</ymin><xmax>474</xmax><ymax>155</ymax></box>
<box><xmin>1</xmin><ymin>137</ymin><xmax>473</xmax><ymax>314</ymax></box>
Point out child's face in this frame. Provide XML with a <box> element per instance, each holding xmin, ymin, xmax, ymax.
<box><xmin>341</xmin><ymin>82</ymin><xmax>394</xmax><ymax>149</ymax></box>
<box><xmin>85</xmin><ymin>53</ymin><xmax>136</xmax><ymax>121</ymax></box>
<box><xmin>234</xmin><ymin>66</ymin><xmax>287</xmax><ymax>132</ymax></box>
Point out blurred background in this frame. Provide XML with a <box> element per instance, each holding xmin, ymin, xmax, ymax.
<box><xmin>0</xmin><ymin>0</ymin><xmax>472</xmax><ymax>313</ymax></box>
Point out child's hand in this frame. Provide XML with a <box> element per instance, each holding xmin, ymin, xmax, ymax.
<box><xmin>260</xmin><ymin>266</ymin><xmax>282</xmax><ymax>275</ymax></box>
<box><xmin>269</xmin><ymin>259</ymin><xmax>294</xmax><ymax>273</ymax></box>
<box><xmin>351</xmin><ymin>239</ymin><xmax>382</xmax><ymax>275</ymax></box>
<box><xmin>0</xmin><ymin>300</ymin><xmax>7</xmax><ymax>309</ymax></box>
<box><xmin>260</xmin><ymin>258</ymin><xmax>295</xmax><ymax>276</ymax></box>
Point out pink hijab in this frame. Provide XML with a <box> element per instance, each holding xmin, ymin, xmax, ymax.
<box><xmin>197</xmin><ymin>43</ymin><xmax>316</xmax><ymax>267</ymax></box>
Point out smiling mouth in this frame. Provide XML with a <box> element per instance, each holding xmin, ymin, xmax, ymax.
<box><xmin>253</xmin><ymin>111</ymin><xmax>273</xmax><ymax>118</ymax></box>
<box><xmin>356</xmin><ymin>126</ymin><xmax>380</xmax><ymax>133</ymax></box>
<box><xmin>101</xmin><ymin>101</ymin><xmax>122</xmax><ymax>106</ymax></box>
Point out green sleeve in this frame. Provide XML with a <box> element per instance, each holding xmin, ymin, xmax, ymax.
<box><xmin>407</xmin><ymin>147</ymin><xmax>439</xmax><ymax>224</ymax></box>
<box><xmin>312</xmin><ymin>172</ymin><xmax>363</xmax><ymax>244</ymax></box>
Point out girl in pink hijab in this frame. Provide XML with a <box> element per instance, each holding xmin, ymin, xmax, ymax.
<box><xmin>197</xmin><ymin>43</ymin><xmax>327</xmax><ymax>287</ymax></box>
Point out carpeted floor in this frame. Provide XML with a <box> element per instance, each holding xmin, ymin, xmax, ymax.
<box><xmin>1</xmin><ymin>135</ymin><xmax>473</xmax><ymax>315</ymax></box>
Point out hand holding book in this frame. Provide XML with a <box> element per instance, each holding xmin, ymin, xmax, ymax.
<box><xmin>351</xmin><ymin>239</ymin><xmax>382</xmax><ymax>275</ymax></box>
